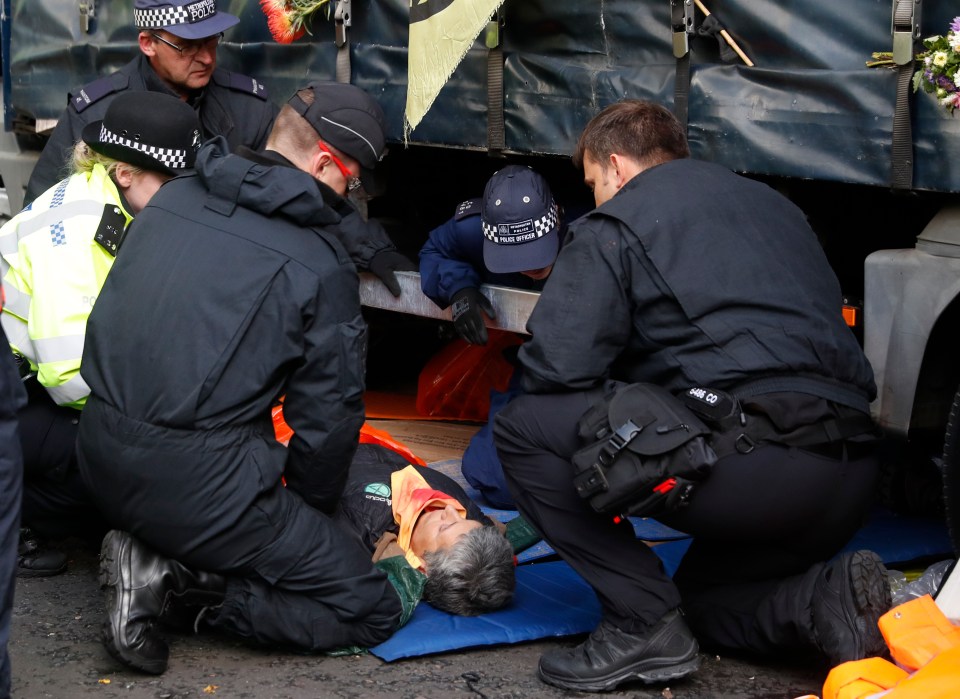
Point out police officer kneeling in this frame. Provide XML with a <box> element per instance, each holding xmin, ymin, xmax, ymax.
<box><xmin>493</xmin><ymin>100</ymin><xmax>890</xmax><ymax>692</ymax></box>
<box><xmin>77</xmin><ymin>82</ymin><xmax>405</xmax><ymax>674</ymax></box>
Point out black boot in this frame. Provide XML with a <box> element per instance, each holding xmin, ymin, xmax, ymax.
<box><xmin>17</xmin><ymin>527</ymin><xmax>67</xmax><ymax>577</ymax></box>
<box><xmin>538</xmin><ymin>609</ymin><xmax>700</xmax><ymax>692</ymax></box>
<box><xmin>98</xmin><ymin>530</ymin><xmax>226</xmax><ymax>675</ymax></box>
<box><xmin>811</xmin><ymin>549</ymin><xmax>891</xmax><ymax>665</ymax></box>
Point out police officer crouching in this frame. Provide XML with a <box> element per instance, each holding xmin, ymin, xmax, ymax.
<box><xmin>77</xmin><ymin>82</ymin><xmax>410</xmax><ymax>675</ymax></box>
<box><xmin>1</xmin><ymin>92</ymin><xmax>202</xmax><ymax>576</ymax></box>
<box><xmin>494</xmin><ymin>100</ymin><xmax>890</xmax><ymax>692</ymax></box>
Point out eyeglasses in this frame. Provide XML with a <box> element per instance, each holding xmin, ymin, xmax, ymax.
<box><xmin>150</xmin><ymin>32</ymin><xmax>223</xmax><ymax>58</ymax></box>
<box><xmin>316</xmin><ymin>140</ymin><xmax>362</xmax><ymax>193</ymax></box>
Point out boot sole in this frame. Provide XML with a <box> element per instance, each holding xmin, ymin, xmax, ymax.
<box><xmin>847</xmin><ymin>550</ymin><xmax>892</xmax><ymax>659</ymax></box>
<box><xmin>99</xmin><ymin>531</ymin><xmax>168</xmax><ymax>675</ymax></box>
<box><xmin>539</xmin><ymin>652</ymin><xmax>700</xmax><ymax>692</ymax></box>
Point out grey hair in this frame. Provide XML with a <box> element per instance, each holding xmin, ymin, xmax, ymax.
<box><xmin>421</xmin><ymin>524</ymin><xmax>515</xmax><ymax>616</ymax></box>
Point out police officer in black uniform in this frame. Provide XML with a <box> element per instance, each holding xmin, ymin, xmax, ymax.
<box><xmin>25</xmin><ymin>0</ymin><xmax>278</xmax><ymax>206</ymax></box>
<box><xmin>77</xmin><ymin>81</ymin><xmax>409</xmax><ymax>676</ymax></box>
<box><xmin>0</xmin><ymin>293</ymin><xmax>27</xmax><ymax>699</ymax></box>
<box><xmin>493</xmin><ymin>100</ymin><xmax>891</xmax><ymax>692</ymax></box>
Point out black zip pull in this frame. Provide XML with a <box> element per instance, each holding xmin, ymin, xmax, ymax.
<box><xmin>656</xmin><ymin>423</ymin><xmax>689</xmax><ymax>434</ymax></box>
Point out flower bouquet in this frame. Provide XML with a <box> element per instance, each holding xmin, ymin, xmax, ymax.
<box><xmin>260</xmin><ymin>0</ymin><xmax>331</xmax><ymax>44</ymax></box>
<box><xmin>912</xmin><ymin>16</ymin><xmax>960</xmax><ymax>114</ymax></box>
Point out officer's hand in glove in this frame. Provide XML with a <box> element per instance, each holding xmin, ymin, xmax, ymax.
<box><xmin>367</xmin><ymin>249</ymin><xmax>417</xmax><ymax>297</ymax></box>
<box><xmin>451</xmin><ymin>287</ymin><xmax>495</xmax><ymax>345</ymax></box>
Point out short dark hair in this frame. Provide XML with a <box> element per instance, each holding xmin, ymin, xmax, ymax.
<box><xmin>572</xmin><ymin>99</ymin><xmax>690</xmax><ymax>170</ymax></box>
<box><xmin>421</xmin><ymin>525</ymin><xmax>515</xmax><ymax>616</ymax></box>
<box><xmin>267</xmin><ymin>87</ymin><xmax>322</xmax><ymax>155</ymax></box>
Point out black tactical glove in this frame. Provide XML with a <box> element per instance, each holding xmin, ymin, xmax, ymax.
<box><xmin>451</xmin><ymin>287</ymin><xmax>495</xmax><ymax>345</ymax></box>
<box><xmin>367</xmin><ymin>249</ymin><xmax>417</xmax><ymax>297</ymax></box>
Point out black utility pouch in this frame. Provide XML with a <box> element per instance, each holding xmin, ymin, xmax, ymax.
<box><xmin>571</xmin><ymin>383</ymin><xmax>718</xmax><ymax>519</ymax></box>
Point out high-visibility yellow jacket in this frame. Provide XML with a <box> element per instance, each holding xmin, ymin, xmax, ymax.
<box><xmin>0</xmin><ymin>165</ymin><xmax>133</xmax><ymax>408</ymax></box>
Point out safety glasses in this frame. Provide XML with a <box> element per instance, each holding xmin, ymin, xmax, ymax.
<box><xmin>317</xmin><ymin>139</ymin><xmax>362</xmax><ymax>193</ymax></box>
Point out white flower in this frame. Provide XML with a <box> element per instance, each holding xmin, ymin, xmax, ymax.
<box><xmin>933</xmin><ymin>51</ymin><xmax>949</xmax><ymax>67</ymax></box>
<box><xmin>950</xmin><ymin>32</ymin><xmax>960</xmax><ymax>52</ymax></box>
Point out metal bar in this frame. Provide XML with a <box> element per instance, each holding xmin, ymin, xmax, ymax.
<box><xmin>359</xmin><ymin>271</ymin><xmax>538</xmax><ymax>335</ymax></box>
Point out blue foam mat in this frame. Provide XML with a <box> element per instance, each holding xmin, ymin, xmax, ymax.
<box><xmin>841</xmin><ymin>506</ymin><xmax>954</xmax><ymax>566</ymax></box>
<box><xmin>370</xmin><ymin>459</ymin><xmax>953</xmax><ymax>661</ymax></box>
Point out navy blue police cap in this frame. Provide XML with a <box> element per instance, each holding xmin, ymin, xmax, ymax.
<box><xmin>134</xmin><ymin>0</ymin><xmax>239</xmax><ymax>40</ymax></box>
<box><xmin>481</xmin><ymin>165</ymin><xmax>560</xmax><ymax>274</ymax></box>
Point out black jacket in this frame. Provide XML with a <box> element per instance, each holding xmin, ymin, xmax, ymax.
<box><xmin>25</xmin><ymin>53</ymin><xmax>278</xmax><ymax>205</ymax></box>
<box><xmin>519</xmin><ymin>158</ymin><xmax>876</xmax><ymax>411</ymax></box>
<box><xmin>78</xmin><ymin>136</ymin><xmax>365</xmax><ymax>530</ymax></box>
<box><xmin>236</xmin><ymin>147</ymin><xmax>396</xmax><ymax>271</ymax></box>
<box><xmin>335</xmin><ymin>444</ymin><xmax>491</xmax><ymax>553</ymax></box>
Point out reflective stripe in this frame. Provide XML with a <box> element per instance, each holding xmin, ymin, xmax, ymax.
<box><xmin>0</xmin><ymin>283</ymin><xmax>31</xmax><ymax>320</ymax></box>
<box><xmin>0</xmin><ymin>232</ymin><xmax>18</xmax><ymax>256</ymax></box>
<box><xmin>45</xmin><ymin>373</ymin><xmax>90</xmax><ymax>405</ymax></box>
<box><xmin>33</xmin><ymin>333</ymin><xmax>85</xmax><ymax>365</ymax></box>
<box><xmin>1</xmin><ymin>312</ymin><xmax>34</xmax><ymax>359</ymax></box>
<box><xmin>13</xmin><ymin>200</ymin><xmax>107</xmax><ymax>239</ymax></box>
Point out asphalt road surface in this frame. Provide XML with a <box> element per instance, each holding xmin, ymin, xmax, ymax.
<box><xmin>9</xmin><ymin>540</ymin><xmax>827</xmax><ymax>699</ymax></box>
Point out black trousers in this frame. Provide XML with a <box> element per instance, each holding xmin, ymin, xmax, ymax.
<box><xmin>0</xmin><ymin>330</ymin><xmax>26</xmax><ymax>699</ymax></box>
<box><xmin>17</xmin><ymin>379</ymin><xmax>105</xmax><ymax>543</ymax></box>
<box><xmin>494</xmin><ymin>390</ymin><xmax>879</xmax><ymax>657</ymax></box>
<box><xmin>78</xmin><ymin>398</ymin><xmax>402</xmax><ymax>652</ymax></box>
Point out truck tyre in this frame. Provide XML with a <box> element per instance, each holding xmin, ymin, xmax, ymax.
<box><xmin>941</xmin><ymin>383</ymin><xmax>960</xmax><ymax>555</ymax></box>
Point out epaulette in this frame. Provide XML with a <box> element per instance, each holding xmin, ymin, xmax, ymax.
<box><xmin>68</xmin><ymin>73</ymin><xmax>129</xmax><ymax>114</ymax></box>
<box><xmin>212</xmin><ymin>69</ymin><xmax>269</xmax><ymax>101</ymax></box>
<box><xmin>454</xmin><ymin>198</ymin><xmax>482</xmax><ymax>221</ymax></box>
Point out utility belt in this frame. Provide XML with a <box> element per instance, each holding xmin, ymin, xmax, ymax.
<box><xmin>571</xmin><ymin>382</ymin><xmax>878</xmax><ymax>520</ymax></box>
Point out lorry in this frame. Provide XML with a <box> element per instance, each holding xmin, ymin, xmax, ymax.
<box><xmin>1</xmin><ymin>0</ymin><xmax>958</xmax><ymax>536</ymax></box>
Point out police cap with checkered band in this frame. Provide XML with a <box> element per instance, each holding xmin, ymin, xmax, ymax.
<box><xmin>81</xmin><ymin>91</ymin><xmax>202</xmax><ymax>175</ymax></box>
<box><xmin>134</xmin><ymin>0</ymin><xmax>239</xmax><ymax>40</ymax></box>
<box><xmin>481</xmin><ymin>165</ymin><xmax>561</xmax><ymax>274</ymax></box>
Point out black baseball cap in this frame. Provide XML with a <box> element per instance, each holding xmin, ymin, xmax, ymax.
<box><xmin>288</xmin><ymin>81</ymin><xmax>388</xmax><ymax>195</ymax></box>
<box><xmin>481</xmin><ymin>165</ymin><xmax>561</xmax><ymax>274</ymax></box>
<box><xmin>81</xmin><ymin>92</ymin><xmax>202</xmax><ymax>175</ymax></box>
<box><xmin>133</xmin><ymin>0</ymin><xmax>239</xmax><ymax>40</ymax></box>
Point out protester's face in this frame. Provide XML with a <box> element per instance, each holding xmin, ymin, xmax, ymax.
<box><xmin>410</xmin><ymin>503</ymin><xmax>482</xmax><ymax>559</ymax></box>
<box><xmin>118</xmin><ymin>167</ymin><xmax>172</xmax><ymax>214</ymax></box>
<box><xmin>582</xmin><ymin>152</ymin><xmax>618</xmax><ymax>207</ymax></box>
<box><xmin>140</xmin><ymin>30</ymin><xmax>219</xmax><ymax>95</ymax></box>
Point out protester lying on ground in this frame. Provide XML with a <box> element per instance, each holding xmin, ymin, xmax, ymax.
<box><xmin>335</xmin><ymin>443</ymin><xmax>516</xmax><ymax>616</ymax></box>
<box><xmin>0</xmin><ymin>92</ymin><xmax>202</xmax><ymax>577</ymax></box>
<box><xmin>493</xmin><ymin>99</ymin><xmax>890</xmax><ymax>692</ymax></box>
<box><xmin>25</xmin><ymin>0</ymin><xmax>277</xmax><ymax>207</ymax></box>
<box><xmin>77</xmin><ymin>81</ymin><xmax>410</xmax><ymax>676</ymax></box>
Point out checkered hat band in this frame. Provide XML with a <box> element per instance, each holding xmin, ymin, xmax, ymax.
<box><xmin>135</xmin><ymin>1</ymin><xmax>216</xmax><ymax>28</ymax></box>
<box><xmin>482</xmin><ymin>202</ymin><xmax>559</xmax><ymax>244</ymax></box>
<box><xmin>98</xmin><ymin>125</ymin><xmax>189</xmax><ymax>169</ymax></box>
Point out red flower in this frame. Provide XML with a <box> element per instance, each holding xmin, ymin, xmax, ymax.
<box><xmin>260</xmin><ymin>0</ymin><xmax>306</xmax><ymax>44</ymax></box>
